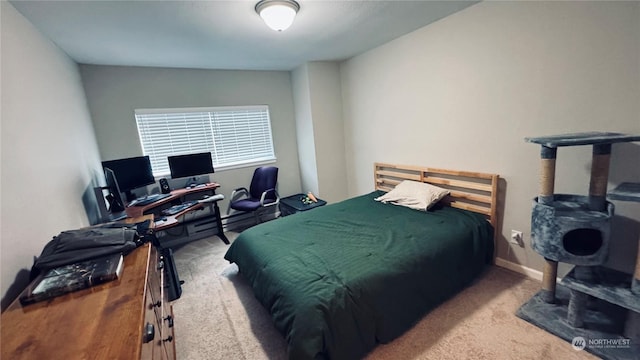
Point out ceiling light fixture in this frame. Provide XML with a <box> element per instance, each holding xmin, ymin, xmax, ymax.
<box><xmin>255</xmin><ymin>0</ymin><xmax>300</xmax><ymax>32</ymax></box>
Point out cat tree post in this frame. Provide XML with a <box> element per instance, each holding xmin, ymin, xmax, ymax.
<box><xmin>634</xmin><ymin>243</ymin><xmax>640</xmax><ymax>294</ymax></box>
<box><xmin>539</xmin><ymin>145</ymin><xmax>558</xmax><ymax>303</ymax></box>
<box><xmin>572</xmin><ymin>143</ymin><xmax>612</xmax><ymax>283</ymax></box>
<box><xmin>626</xmin><ymin>242</ymin><xmax>640</xmax><ymax>342</ymax></box>
<box><xmin>567</xmin><ymin>143</ymin><xmax>611</xmax><ymax>326</ymax></box>
<box><xmin>589</xmin><ymin>144</ymin><xmax>611</xmax><ymax>211</ymax></box>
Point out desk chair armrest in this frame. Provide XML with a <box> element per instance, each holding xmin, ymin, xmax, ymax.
<box><xmin>260</xmin><ymin>188</ymin><xmax>280</xmax><ymax>207</ymax></box>
<box><xmin>230</xmin><ymin>187</ymin><xmax>249</xmax><ymax>201</ymax></box>
<box><xmin>227</xmin><ymin>187</ymin><xmax>249</xmax><ymax>215</ymax></box>
<box><xmin>198</xmin><ymin>194</ymin><xmax>225</xmax><ymax>204</ymax></box>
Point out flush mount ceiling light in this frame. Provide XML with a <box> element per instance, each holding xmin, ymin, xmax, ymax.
<box><xmin>255</xmin><ymin>0</ymin><xmax>300</xmax><ymax>32</ymax></box>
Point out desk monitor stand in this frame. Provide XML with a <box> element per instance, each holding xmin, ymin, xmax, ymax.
<box><xmin>184</xmin><ymin>176</ymin><xmax>200</xmax><ymax>188</ymax></box>
<box><xmin>185</xmin><ymin>177</ymin><xmax>211</xmax><ymax>189</ymax></box>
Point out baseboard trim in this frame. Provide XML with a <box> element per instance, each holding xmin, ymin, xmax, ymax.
<box><xmin>494</xmin><ymin>257</ymin><xmax>543</xmax><ymax>281</ymax></box>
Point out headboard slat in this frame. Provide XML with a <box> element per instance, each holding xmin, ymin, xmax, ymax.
<box><xmin>425</xmin><ymin>167</ymin><xmax>496</xmax><ymax>180</ymax></box>
<box><xmin>376</xmin><ymin>169</ymin><xmax>422</xmax><ymax>181</ymax></box>
<box><xmin>446</xmin><ymin>201</ymin><xmax>492</xmax><ymax>216</ymax></box>
<box><xmin>376</xmin><ymin>178</ymin><xmax>402</xmax><ymax>186</ymax></box>
<box><xmin>423</xmin><ymin>176</ymin><xmax>493</xmax><ymax>192</ymax></box>
<box><xmin>448</xmin><ymin>190</ymin><xmax>492</xmax><ymax>204</ymax></box>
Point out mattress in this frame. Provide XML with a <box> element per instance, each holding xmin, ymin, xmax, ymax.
<box><xmin>224</xmin><ymin>191</ymin><xmax>494</xmax><ymax>359</ymax></box>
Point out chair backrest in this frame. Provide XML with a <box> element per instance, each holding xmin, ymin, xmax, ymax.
<box><xmin>249</xmin><ymin>166</ymin><xmax>278</xmax><ymax>200</ymax></box>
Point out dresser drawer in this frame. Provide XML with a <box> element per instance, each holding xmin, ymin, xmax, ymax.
<box><xmin>143</xmin><ymin>245</ymin><xmax>175</xmax><ymax>360</ymax></box>
<box><xmin>141</xmin><ymin>283</ymin><xmax>165</xmax><ymax>360</ymax></box>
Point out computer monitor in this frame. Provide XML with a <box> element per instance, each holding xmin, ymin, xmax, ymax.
<box><xmin>103</xmin><ymin>168</ymin><xmax>125</xmax><ymax>213</ymax></box>
<box><xmin>102</xmin><ymin>156</ymin><xmax>155</xmax><ymax>201</ymax></box>
<box><xmin>168</xmin><ymin>152</ymin><xmax>214</xmax><ymax>186</ymax></box>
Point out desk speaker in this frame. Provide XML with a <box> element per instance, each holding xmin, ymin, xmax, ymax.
<box><xmin>159</xmin><ymin>178</ymin><xmax>171</xmax><ymax>194</ymax></box>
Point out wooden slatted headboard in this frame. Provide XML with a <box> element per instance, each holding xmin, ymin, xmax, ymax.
<box><xmin>374</xmin><ymin>162</ymin><xmax>500</xmax><ymax>229</ymax></box>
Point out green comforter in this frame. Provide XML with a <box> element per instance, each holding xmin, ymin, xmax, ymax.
<box><xmin>224</xmin><ymin>191</ymin><xmax>494</xmax><ymax>359</ymax></box>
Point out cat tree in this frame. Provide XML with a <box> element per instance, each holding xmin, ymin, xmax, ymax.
<box><xmin>517</xmin><ymin>132</ymin><xmax>640</xmax><ymax>360</ymax></box>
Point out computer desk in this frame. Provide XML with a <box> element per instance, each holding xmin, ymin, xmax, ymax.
<box><xmin>125</xmin><ymin>183</ymin><xmax>229</xmax><ymax>244</ymax></box>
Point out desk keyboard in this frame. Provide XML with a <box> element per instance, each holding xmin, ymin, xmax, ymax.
<box><xmin>162</xmin><ymin>201</ymin><xmax>199</xmax><ymax>215</ymax></box>
<box><xmin>130</xmin><ymin>193</ymin><xmax>171</xmax><ymax>206</ymax></box>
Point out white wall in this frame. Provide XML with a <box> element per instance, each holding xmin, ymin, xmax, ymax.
<box><xmin>1</xmin><ymin>2</ymin><xmax>103</xmax><ymax>307</ymax></box>
<box><xmin>307</xmin><ymin>62</ymin><xmax>348</xmax><ymax>203</ymax></box>
<box><xmin>292</xmin><ymin>63</ymin><xmax>320</xmax><ymax>196</ymax></box>
<box><xmin>79</xmin><ymin>65</ymin><xmax>302</xmax><ymax>209</ymax></box>
<box><xmin>340</xmin><ymin>1</ymin><xmax>640</xmax><ymax>275</ymax></box>
<box><xmin>293</xmin><ymin>61</ymin><xmax>348</xmax><ymax>203</ymax></box>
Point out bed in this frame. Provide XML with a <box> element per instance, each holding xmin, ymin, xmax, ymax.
<box><xmin>224</xmin><ymin>163</ymin><xmax>499</xmax><ymax>359</ymax></box>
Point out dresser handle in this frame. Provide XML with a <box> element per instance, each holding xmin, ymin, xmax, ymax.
<box><xmin>143</xmin><ymin>323</ymin><xmax>155</xmax><ymax>343</ymax></box>
<box><xmin>163</xmin><ymin>336</ymin><xmax>173</xmax><ymax>343</ymax></box>
<box><xmin>164</xmin><ymin>315</ymin><xmax>174</xmax><ymax>328</ymax></box>
<box><xmin>150</xmin><ymin>300</ymin><xmax>161</xmax><ymax>308</ymax></box>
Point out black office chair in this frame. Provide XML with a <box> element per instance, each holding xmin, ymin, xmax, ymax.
<box><xmin>227</xmin><ymin>166</ymin><xmax>280</xmax><ymax>224</ymax></box>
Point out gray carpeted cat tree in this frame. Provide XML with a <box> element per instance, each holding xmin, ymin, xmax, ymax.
<box><xmin>516</xmin><ymin>132</ymin><xmax>640</xmax><ymax>360</ymax></box>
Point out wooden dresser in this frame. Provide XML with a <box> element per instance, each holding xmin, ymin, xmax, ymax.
<box><xmin>1</xmin><ymin>243</ymin><xmax>176</xmax><ymax>360</ymax></box>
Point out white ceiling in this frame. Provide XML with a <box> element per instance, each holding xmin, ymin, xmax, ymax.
<box><xmin>9</xmin><ymin>0</ymin><xmax>477</xmax><ymax>71</ymax></box>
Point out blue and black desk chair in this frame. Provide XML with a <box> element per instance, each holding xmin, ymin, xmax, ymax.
<box><xmin>227</xmin><ymin>166</ymin><xmax>280</xmax><ymax>224</ymax></box>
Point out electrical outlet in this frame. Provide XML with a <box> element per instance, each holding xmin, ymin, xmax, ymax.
<box><xmin>510</xmin><ymin>230</ymin><xmax>523</xmax><ymax>246</ymax></box>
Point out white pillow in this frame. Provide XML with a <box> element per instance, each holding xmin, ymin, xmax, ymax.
<box><xmin>375</xmin><ymin>180</ymin><xmax>450</xmax><ymax>211</ymax></box>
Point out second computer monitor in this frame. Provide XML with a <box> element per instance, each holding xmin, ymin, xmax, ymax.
<box><xmin>168</xmin><ymin>152</ymin><xmax>214</xmax><ymax>183</ymax></box>
<box><xmin>102</xmin><ymin>155</ymin><xmax>155</xmax><ymax>202</ymax></box>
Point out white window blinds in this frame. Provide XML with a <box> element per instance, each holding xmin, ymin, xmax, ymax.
<box><xmin>135</xmin><ymin>105</ymin><xmax>276</xmax><ymax>176</ymax></box>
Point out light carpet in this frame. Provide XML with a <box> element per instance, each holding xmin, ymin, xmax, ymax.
<box><xmin>171</xmin><ymin>234</ymin><xmax>596</xmax><ymax>360</ymax></box>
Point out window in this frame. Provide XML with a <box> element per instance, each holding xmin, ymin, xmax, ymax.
<box><xmin>135</xmin><ymin>105</ymin><xmax>276</xmax><ymax>177</ymax></box>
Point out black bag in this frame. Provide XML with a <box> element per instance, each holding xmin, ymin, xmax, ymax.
<box><xmin>30</xmin><ymin>224</ymin><xmax>145</xmax><ymax>280</ymax></box>
<box><xmin>162</xmin><ymin>247</ymin><xmax>183</xmax><ymax>301</ymax></box>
